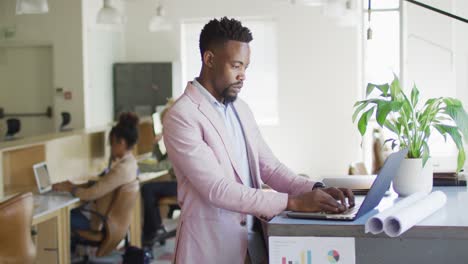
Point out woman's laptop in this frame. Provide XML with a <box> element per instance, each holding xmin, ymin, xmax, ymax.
<box><xmin>33</xmin><ymin>162</ymin><xmax>72</xmax><ymax>197</ymax></box>
<box><xmin>286</xmin><ymin>148</ymin><xmax>408</xmax><ymax>221</ymax></box>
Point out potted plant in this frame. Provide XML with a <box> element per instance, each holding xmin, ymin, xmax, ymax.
<box><xmin>353</xmin><ymin>75</ymin><xmax>468</xmax><ymax>196</ymax></box>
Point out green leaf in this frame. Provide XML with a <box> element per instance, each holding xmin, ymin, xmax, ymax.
<box><xmin>352</xmin><ymin>102</ymin><xmax>369</xmax><ymax>123</ymax></box>
<box><xmin>419</xmin><ymin>98</ymin><xmax>441</xmax><ymax>132</ymax></box>
<box><xmin>376</xmin><ymin>101</ymin><xmax>393</xmax><ymax>126</ymax></box>
<box><xmin>434</xmin><ymin>125</ymin><xmax>448</xmax><ymax>141</ymax></box>
<box><xmin>422</xmin><ymin>141</ymin><xmax>430</xmax><ymax>166</ymax></box>
<box><xmin>366</xmin><ymin>83</ymin><xmax>376</xmax><ymax>97</ymax></box>
<box><xmin>410</xmin><ymin>84</ymin><xmax>419</xmax><ymax>108</ymax></box>
<box><xmin>376</xmin><ymin>101</ymin><xmax>402</xmax><ymax>127</ymax></box>
<box><xmin>384</xmin><ymin>120</ymin><xmax>399</xmax><ymax>134</ymax></box>
<box><xmin>396</xmin><ymin>122</ymin><xmax>402</xmax><ymax>135</ymax></box>
<box><xmin>380</xmin><ymin>84</ymin><xmax>390</xmax><ymax>97</ymax></box>
<box><xmin>443</xmin><ymin>97</ymin><xmax>462</xmax><ymax>107</ymax></box>
<box><xmin>353</xmin><ymin>100</ymin><xmax>368</xmax><ymax>107</ymax></box>
<box><xmin>400</xmin><ymin>91</ymin><xmax>414</xmax><ymax>118</ymax></box>
<box><xmin>390</xmin><ymin>74</ymin><xmax>402</xmax><ymax>99</ymax></box>
<box><xmin>457</xmin><ymin>147</ymin><xmax>466</xmax><ymax>174</ymax></box>
<box><xmin>366</xmin><ymin>83</ymin><xmax>390</xmax><ymax>97</ymax></box>
<box><xmin>444</xmin><ymin>103</ymin><xmax>468</xmax><ymax>140</ymax></box>
<box><xmin>357</xmin><ymin>107</ymin><xmax>375</xmax><ymax>136</ymax></box>
<box><xmin>354</xmin><ymin>99</ymin><xmax>391</xmax><ymax>123</ymax></box>
<box><xmin>434</xmin><ymin>124</ymin><xmax>466</xmax><ymax>172</ymax></box>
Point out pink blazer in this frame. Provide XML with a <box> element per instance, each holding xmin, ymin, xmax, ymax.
<box><xmin>163</xmin><ymin>83</ymin><xmax>315</xmax><ymax>264</ymax></box>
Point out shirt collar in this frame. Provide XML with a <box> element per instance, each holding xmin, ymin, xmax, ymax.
<box><xmin>192</xmin><ymin>79</ymin><xmax>227</xmax><ymax>108</ymax></box>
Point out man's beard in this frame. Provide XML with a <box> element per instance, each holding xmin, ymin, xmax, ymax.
<box><xmin>222</xmin><ymin>82</ymin><xmax>242</xmax><ymax>103</ymax></box>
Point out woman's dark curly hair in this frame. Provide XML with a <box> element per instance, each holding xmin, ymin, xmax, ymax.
<box><xmin>110</xmin><ymin>112</ymin><xmax>139</xmax><ymax>149</ymax></box>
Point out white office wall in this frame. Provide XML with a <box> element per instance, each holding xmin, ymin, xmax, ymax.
<box><xmin>405</xmin><ymin>0</ymin><xmax>468</xmax><ymax>171</ymax></box>
<box><xmin>406</xmin><ymin>0</ymin><xmax>455</xmax><ymax>100</ymax></box>
<box><xmin>124</xmin><ymin>0</ymin><xmax>363</xmax><ymax>177</ymax></box>
<box><xmin>453</xmin><ymin>0</ymin><xmax>468</xmax><ymax>172</ymax></box>
<box><xmin>453</xmin><ymin>0</ymin><xmax>468</xmax><ymax>108</ymax></box>
<box><xmin>82</xmin><ymin>0</ymin><xmax>126</xmax><ymax>128</ymax></box>
<box><xmin>0</xmin><ymin>46</ymin><xmax>54</xmax><ymax>137</ymax></box>
<box><xmin>0</xmin><ymin>0</ymin><xmax>85</xmax><ymax>131</ymax></box>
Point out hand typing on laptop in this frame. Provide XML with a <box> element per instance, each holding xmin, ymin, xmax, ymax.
<box><xmin>52</xmin><ymin>181</ymin><xmax>74</xmax><ymax>193</ymax></box>
<box><xmin>287</xmin><ymin>149</ymin><xmax>408</xmax><ymax>220</ymax></box>
<box><xmin>286</xmin><ymin>187</ymin><xmax>355</xmax><ymax>214</ymax></box>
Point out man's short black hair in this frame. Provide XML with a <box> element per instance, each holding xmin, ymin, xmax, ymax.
<box><xmin>199</xmin><ymin>17</ymin><xmax>253</xmax><ymax>58</ymax></box>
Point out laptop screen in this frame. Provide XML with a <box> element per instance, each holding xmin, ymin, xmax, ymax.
<box><xmin>33</xmin><ymin>163</ymin><xmax>52</xmax><ymax>193</ymax></box>
<box><xmin>152</xmin><ymin>112</ymin><xmax>163</xmax><ymax>135</ymax></box>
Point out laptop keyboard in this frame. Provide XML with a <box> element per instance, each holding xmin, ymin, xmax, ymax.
<box><xmin>44</xmin><ymin>191</ymin><xmax>74</xmax><ymax>197</ymax></box>
<box><xmin>319</xmin><ymin>203</ymin><xmax>360</xmax><ymax>216</ymax></box>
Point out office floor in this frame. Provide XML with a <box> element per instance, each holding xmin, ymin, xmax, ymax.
<box><xmin>69</xmin><ymin>213</ymin><xmax>178</xmax><ymax>263</ymax></box>
<box><xmin>70</xmin><ymin>238</ymin><xmax>176</xmax><ymax>264</ymax></box>
<box><xmin>150</xmin><ymin>214</ymin><xmax>178</xmax><ymax>263</ymax></box>
<box><xmin>150</xmin><ymin>237</ymin><xmax>175</xmax><ymax>264</ymax></box>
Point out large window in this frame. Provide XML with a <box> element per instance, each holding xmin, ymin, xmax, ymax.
<box><xmin>363</xmin><ymin>0</ymin><xmax>400</xmax><ymax>86</ymax></box>
<box><xmin>181</xmin><ymin>18</ymin><xmax>279</xmax><ymax>125</ymax></box>
<box><xmin>361</xmin><ymin>0</ymin><xmax>400</xmax><ymax>170</ymax></box>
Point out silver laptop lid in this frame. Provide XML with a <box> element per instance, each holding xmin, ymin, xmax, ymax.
<box><xmin>354</xmin><ymin>148</ymin><xmax>408</xmax><ymax>218</ymax></box>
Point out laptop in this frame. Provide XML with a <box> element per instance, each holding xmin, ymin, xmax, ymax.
<box><xmin>33</xmin><ymin>162</ymin><xmax>72</xmax><ymax>197</ymax></box>
<box><xmin>152</xmin><ymin>111</ymin><xmax>168</xmax><ymax>161</ymax></box>
<box><xmin>152</xmin><ymin>112</ymin><xmax>163</xmax><ymax>135</ymax></box>
<box><xmin>287</xmin><ymin>148</ymin><xmax>408</xmax><ymax>221</ymax></box>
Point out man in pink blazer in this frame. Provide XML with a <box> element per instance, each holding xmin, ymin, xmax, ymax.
<box><xmin>163</xmin><ymin>17</ymin><xmax>354</xmax><ymax>264</ymax></box>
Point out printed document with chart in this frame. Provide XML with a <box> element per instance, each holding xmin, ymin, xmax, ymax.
<box><xmin>269</xmin><ymin>236</ymin><xmax>355</xmax><ymax>264</ymax></box>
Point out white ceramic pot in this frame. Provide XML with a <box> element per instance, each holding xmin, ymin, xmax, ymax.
<box><xmin>393</xmin><ymin>158</ymin><xmax>433</xmax><ymax>197</ymax></box>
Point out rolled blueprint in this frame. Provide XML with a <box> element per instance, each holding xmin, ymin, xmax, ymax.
<box><xmin>365</xmin><ymin>192</ymin><xmax>427</xmax><ymax>234</ymax></box>
<box><xmin>383</xmin><ymin>191</ymin><xmax>447</xmax><ymax>237</ymax></box>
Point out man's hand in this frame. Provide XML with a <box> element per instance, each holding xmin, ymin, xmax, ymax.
<box><xmin>287</xmin><ymin>187</ymin><xmax>355</xmax><ymax>213</ymax></box>
<box><xmin>52</xmin><ymin>181</ymin><xmax>74</xmax><ymax>193</ymax></box>
<box><xmin>321</xmin><ymin>187</ymin><xmax>355</xmax><ymax>209</ymax></box>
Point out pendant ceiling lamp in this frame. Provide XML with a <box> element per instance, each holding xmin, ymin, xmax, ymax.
<box><xmin>97</xmin><ymin>0</ymin><xmax>123</xmax><ymax>25</ymax></box>
<box><xmin>148</xmin><ymin>0</ymin><xmax>172</xmax><ymax>32</ymax></box>
<box><xmin>16</xmin><ymin>0</ymin><xmax>49</xmax><ymax>14</ymax></box>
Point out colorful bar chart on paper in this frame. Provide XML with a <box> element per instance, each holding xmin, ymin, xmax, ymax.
<box><xmin>269</xmin><ymin>236</ymin><xmax>356</xmax><ymax>264</ymax></box>
<box><xmin>280</xmin><ymin>250</ymin><xmax>312</xmax><ymax>264</ymax></box>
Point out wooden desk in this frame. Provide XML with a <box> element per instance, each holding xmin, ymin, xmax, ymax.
<box><xmin>137</xmin><ymin>170</ymin><xmax>170</xmax><ymax>184</ymax></box>
<box><xmin>30</xmin><ymin>169</ymin><xmax>171</xmax><ymax>260</ymax></box>
<box><xmin>33</xmin><ymin>194</ymin><xmax>80</xmax><ymax>264</ymax></box>
<box><xmin>1</xmin><ymin>168</ymin><xmax>170</xmax><ymax>262</ymax></box>
<box><xmin>268</xmin><ymin>186</ymin><xmax>468</xmax><ymax>264</ymax></box>
<box><xmin>32</xmin><ymin>172</ymin><xmax>171</xmax><ymax>263</ymax></box>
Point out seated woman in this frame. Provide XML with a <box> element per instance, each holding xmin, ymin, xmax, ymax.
<box><xmin>52</xmin><ymin>112</ymin><xmax>139</xmax><ymax>250</ymax></box>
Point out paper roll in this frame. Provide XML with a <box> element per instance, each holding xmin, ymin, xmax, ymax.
<box><xmin>383</xmin><ymin>191</ymin><xmax>447</xmax><ymax>237</ymax></box>
<box><xmin>365</xmin><ymin>192</ymin><xmax>427</xmax><ymax>234</ymax></box>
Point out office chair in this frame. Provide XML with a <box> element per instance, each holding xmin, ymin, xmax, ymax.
<box><xmin>74</xmin><ymin>180</ymin><xmax>140</xmax><ymax>261</ymax></box>
<box><xmin>156</xmin><ymin>196</ymin><xmax>179</xmax><ymax>245</ymax></box>
<box><xmin>60</xmin><ymin>112</ymin><xmax>72</xmax><ymax>131</ymax></box>
<box><xmin>0</xmin><ymin>192</ymin><xmax>36</xmax><ymax>264</ymax></box>
<box><xmin>5</xmin><ymin>118</ymin><xmax>21</xmax><ymax>140</ymax></box>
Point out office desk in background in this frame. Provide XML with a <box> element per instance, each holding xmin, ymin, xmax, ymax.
<box><xmin>30</xmin><ymin>167</ymin><xmax>172</xmax><ymax>263</ymax></box>
<box><xmin>33</xmin><ymin>194</ymin><xmax>80</xmax><ymax>264</ymax></box>
<box><xmin>268</xmin><ymin>186</ymin><xmax>468</xmax><ymax>264</ymax></box>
